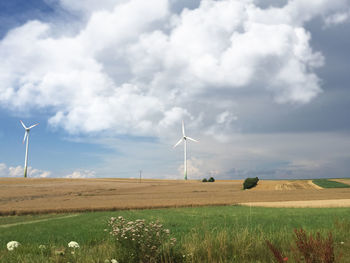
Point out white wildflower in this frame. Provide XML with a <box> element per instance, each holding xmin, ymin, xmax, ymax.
<box><xmin>39</xmin><ymin>244</ymin><xmax>46</xmax><ymax>249</ymax></box>
<box><xmin>7</xmin><ymin>241</ymin><xmax>20</xmax><ymax>251</ymax></box>
<box><xmin>111</xmin><ymin>259</ymin><xmax>118</xmax><ymax>263</ymax></box>
<box><xmin>68</xmin><ymin>241</ymin><xmax>80</xmax><ymax>249</ymax></box>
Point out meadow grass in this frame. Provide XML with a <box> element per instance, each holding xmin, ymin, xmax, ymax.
<box><xmin>0</xmin><ymin>206</ymin><xmax>350</xmax><ymax>262</ymax></box>
<box><xmin>312</xmin><ymin>179</ymin><xmax>350</xmax><ymax>188</ymax></box>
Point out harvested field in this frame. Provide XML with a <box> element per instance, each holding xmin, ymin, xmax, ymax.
<box><xmin>251</xmin><ymin>179</ymin><xmax>323</xmax><ymax>190</ymax></box>
<box><xmin>1</xmin><ymin>178</ymin><xmax>350</xmax><ymax>214</ymax></box>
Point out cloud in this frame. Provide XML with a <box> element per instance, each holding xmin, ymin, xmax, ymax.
<box><xmin>65</xmin><ymin>169</ymin><xmax>96</xmax><ymax>178</ymax></box>
<box><xmin>177</xmin><ymin>157</ymin><xmax>204</xmax><ymax>179</ymax></box>
<box><xmin>0</xmin><ymin>0</ymin><xmax>349</xmax><ymax>140</ymax></box>
<box><xmin>58</xmin><ymin>0</ymin><xmax>121</xmax><ymax>14</ymax></box>
<box><xmin>324</xmin><ymin>10</ymin><xmax>350</xmax><ymax>27</ymax></box>
<box><xmin>0</xmin><ymin>163</ymin><xmax>51</xmax><ymax>178</ymax></box>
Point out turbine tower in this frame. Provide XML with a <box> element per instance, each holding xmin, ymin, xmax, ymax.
<box><xmin>174</xmin><ymin>120</ymin><xmax>198</xmax><ymax>180</ymax></box>
<box><xmin>20</xmin><ymin>120</ymin><xmax>39</xmax><ymax>178</ymax></box>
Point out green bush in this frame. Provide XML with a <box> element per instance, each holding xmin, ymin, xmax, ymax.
<box><xmin>243</xmin><ymin>177</ymin><xmax>259</xmax><ymax>190</ymax></box>
<box><xmin>202</xmin><ymin>177</ymin><xmax>215</xmax><ymax>182</ymax></box>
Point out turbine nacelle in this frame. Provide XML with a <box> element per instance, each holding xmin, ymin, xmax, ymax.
<box><xmin>20</xmin><ymin>120</ymin><xmax>39</xmax><ymax>143</ymax></box>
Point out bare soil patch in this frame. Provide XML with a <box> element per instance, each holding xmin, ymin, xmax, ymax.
<box><xmin>1</xmin><ymin>178</ymin><xmax>350</xmax><ymax>214</ymax></box>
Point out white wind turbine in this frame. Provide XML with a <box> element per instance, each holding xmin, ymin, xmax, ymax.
<box><xmin>20</xmin><ymin>120</ymin><xmax>39</xmax><ymax>178</ymax></box>
<box><xmin>174</xmin><ymin>121</ymin><xmax>198</xmax><ymax>180</ymax></box>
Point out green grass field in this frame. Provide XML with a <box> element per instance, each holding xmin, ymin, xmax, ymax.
<box><xmin>312</xmin><ymin>179</ymin><xmax>350</xmax><ymax>188</ymax></box>
<box><xmin>1</xmin><ymin>206</ymin><xmax>350</xmax><ymax>262</ymax></box>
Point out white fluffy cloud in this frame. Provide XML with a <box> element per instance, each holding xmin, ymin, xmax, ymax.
<box><xmin>65</xmin><ymin>169</ymin><xmax>96</xmax><ymax>178</ymax></box>
<box><xmin>0</xmin><ymin>163</ymin><xmax>51</xmax><ymax>178</ymax></box>
<box><xmin>0</xmin><ymin>0</ymin><xmax>348</xmax><ymax>139</ymax></box>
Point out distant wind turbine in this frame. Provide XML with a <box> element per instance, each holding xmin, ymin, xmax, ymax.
<box><xmin>174</xmin><ymin>121</ymin><xmax>198</xmax><ymax>180</ymax></box>
<box><xmin>20</xmin><ymin>120</ymin><xmax>39</xmax><ymax>178</ymax></box>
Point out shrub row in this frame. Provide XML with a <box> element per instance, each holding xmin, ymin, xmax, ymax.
<box><xmin>202</xmin><ymin>177</ymin><xmax>215</xmax><ymax>182</ymax></box>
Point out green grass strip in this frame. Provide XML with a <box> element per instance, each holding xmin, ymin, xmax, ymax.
<box><xmin>312</xmin><ymin>179</ymin><xmax>350</xmax><ymax>188</ymax></box>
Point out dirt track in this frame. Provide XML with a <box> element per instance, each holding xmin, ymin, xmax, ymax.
<box><xmin>239</xmin><ymin>199</ymin><xmax>350</xmax><ymax>208</ymax></box>
<box><xmin>0</xmin><ymin>178</ymin><xmax>350</xmax><ymax>214</ymax></box>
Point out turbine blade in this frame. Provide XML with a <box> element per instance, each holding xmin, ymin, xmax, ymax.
<box><xmin>173</xmin><ymin>138</ymin><xmax>183</xmax><ymax>148</ymax></box>
<box><xmin>182</xmin><ymin>120</ymin><xmax>185</xmax><ymax>136</ymax></box>
<box><xmin>28</xmin><ymin>123</ymin><xmax>39</xmax><ymax>129</ymax></box>
<box><xmin>20</xmin><ymin>120</ymin><xmax>27</xmax><ymax>129</ymax></box>
<box><xmin>23</xmin><ymin>131</ymin><xmax>28</xmax><ymax>144</ymax></box>
<box><xmin>186</xmin><ymin>136</ymin><xmax>198</xmax><ymax>143</ymax></box>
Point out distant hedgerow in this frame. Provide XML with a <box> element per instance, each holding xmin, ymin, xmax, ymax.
<box><xmin>202</xmin><ymin>177</ymin><xmax>215</xmax><ymax>182</ymax></box>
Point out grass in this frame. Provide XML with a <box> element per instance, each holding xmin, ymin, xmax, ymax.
<box><xmin>0</xmin><ymin>214</ymin><xmax>76</xmax><ymax>226</ymax></box>
<box><xmin>0</xmin><ymin>206</ymin><xmax>350</xmax><ymax>262</ymax></box>
<box><xmin>312</xmin><ymin>179</ymin><xmax>350</xmax><ymax>188</ymax></box>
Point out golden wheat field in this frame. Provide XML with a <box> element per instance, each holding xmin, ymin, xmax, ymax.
<box><xmin>1</xmin><ymin>178</ymin><xmax>350</xmax><ymax>215</ymax></box>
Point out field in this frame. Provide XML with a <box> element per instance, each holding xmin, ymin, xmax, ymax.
<box><xmin>1</xmin><ymin>178</ymin><xmax>350</xmax><ymax>262</ymax></box>
<box><xmin>1</xmin><ymin>178</ymin><xmax>350</xmax><ymax>215</ymax></box>
<box><xmin>1</xmin><ymin>206</ymin><xmax>350</xmax><ymax>262</ymax></box>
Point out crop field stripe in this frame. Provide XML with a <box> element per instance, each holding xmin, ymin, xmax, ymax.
<box><xmin>0</xmin><ymin>214</ymin><xmax>78</xmax><ymax>228</ymax></box>
<box><xmin>312</xmin><ymin>179</ymin><xmax>350</xmax><ymax>188</ymax></box>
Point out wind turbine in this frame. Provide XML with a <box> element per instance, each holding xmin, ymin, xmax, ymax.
<box><xmin>20</xmin><ymin>120</ymin><xmax>39</xmax><ymax>178</ymax></box>
<box><xmin>174</xmin><ymin>121</ymin><xmax>198</xmax><ymax>180</ymax></box>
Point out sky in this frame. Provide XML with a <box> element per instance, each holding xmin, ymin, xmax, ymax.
<box><xmin>0</xmin><ymin>0</ymin><xmax>350</xmax><ymax>180</ymax></box>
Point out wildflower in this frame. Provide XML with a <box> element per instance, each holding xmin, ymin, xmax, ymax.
<box><xmin>39</xmin><ymin>244</ymin><xmax>46</xmax><ymax>250</ymax></box>
<box><xmin>68</xmin><ymin>241</ymin><xmax>80</xmax><ymax>249</ymax></box>
<box><xmin>55</xmin><ymin>250</ymin><xmax>65</xmax><ymax>256</ymax></box>
<box><xmin>340</xmin><ymin>241</ymin><xmax>344</xmax><ymax>245</ymax></box>
<box><xmin>283</xmin><ymin>257</ymin><xmax>288</xmax><ymax>261</ymax></box>
<box><xmin>7</xmin><ymin>241</ymin><xmax>20</xmax><ymax>251</ymax></box>
<box><xmin>111</xmin><ymin>259</ymin><xmax>119</xmax><ymax>263</ymax></box>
